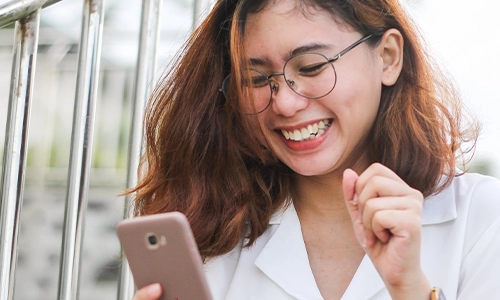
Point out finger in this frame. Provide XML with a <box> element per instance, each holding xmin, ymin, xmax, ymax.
<box><xmin>357</xmin><ymin>174</ymin><xmax>410</xmax><ymax>205</ymax></box>
<box><xmin>360</xmin><ymin>197</ymin><xmax>405</xmax><ymax>246</ymax></box>
<box><xmin>361</xmin><ymin>196</ymin><xmax>420</xmax><ymax>236</ymax></box>
<box><xmin>356</xmin><ymin>175</ymin><xmax>422</xmax><ymax>222</ymax></box>
<box><xmin>371</xmin><ymin>209</ymin><xmax>421</xmax><ymax>244</ymax></box>
<box><xmin>133</xmin><ymin>283</ymin><xmax>162</xmax><ymax>300</ymax></box>
<box><xmin>356</xmin><ymin>175</ymin><xmax>403</xmax><ymax>228</ymax></box>
<box><xmin>343</xmin><ymin>169</ymin><xmax>369</xmax><ymax>247</ymax></box>
<box><xmin>355</xmin><ymin>163</ymin><xmax>406</xmax><ymax>195</ymax></box>
<box><xmin>342</xmin><ymin>168</ymin><xmax>360</xmax><ymax>223</ymax></box>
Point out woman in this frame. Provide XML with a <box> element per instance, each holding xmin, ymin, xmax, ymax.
<box><xmin>132</xmin><ymin>0</ymin><xmax>500</xmax><ymax>299</ymax></box>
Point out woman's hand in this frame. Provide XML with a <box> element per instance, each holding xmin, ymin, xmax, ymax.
<box><xmin>132</xmin><ymin>283</ymin><xmax>162</xmax><ymax>300</ymax></box>
<box><xmin>342</xmin><ymin>163</ymin><xmax>431</xmax><ymax>300</ymax></box>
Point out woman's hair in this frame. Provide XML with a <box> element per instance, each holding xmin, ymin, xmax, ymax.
<box><xmin>128</xmin><ymin>0</ymin><xmax>478</xmax><ymax>259</ymax></box>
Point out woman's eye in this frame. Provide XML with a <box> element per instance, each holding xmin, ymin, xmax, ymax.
<box><xmin>246</xmin><ymin>76</ymin><xmax>268</xmax><ymax>87</ymax></box>
<box><xmin>298</xmin><ymin>62</ymin><xmax>328</xmax><ymax>76</ymax></box>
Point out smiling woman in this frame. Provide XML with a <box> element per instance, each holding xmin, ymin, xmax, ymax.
<box><xmin>128</xmin><ymin>1</ymin><xmax>500</xmax><ymax>300</ymax></box>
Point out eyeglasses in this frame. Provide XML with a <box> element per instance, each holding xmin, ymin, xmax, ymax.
<box><xmin>219</xmin><ymin>34</ymin><xmax>372</xmax><ymax>114</ymax></box>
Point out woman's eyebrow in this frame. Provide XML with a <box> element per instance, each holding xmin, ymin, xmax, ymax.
<box><xmin>247</xmin><ymin>43</ymin><xmax>334</xmax><ymax>66</ymax></box>
<box><xmin>248</xmin><ymin>57</ymin><xmax>272</xmax><ymax>67</ymax></box>
<box><xmin>288</xmin><ymin>43</ymin><xmax>334</xmax><ymax>58</ymax></box>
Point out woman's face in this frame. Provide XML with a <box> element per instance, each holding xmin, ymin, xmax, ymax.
<box><xmin>243</xmin><ymin>0</ymin><xmax>385</xmax><ymax>177</ymax></box>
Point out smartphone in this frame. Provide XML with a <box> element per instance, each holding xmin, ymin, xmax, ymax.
<box><xmin>117</xmin><ymin>212</ymin><xmax>213</xmax><ymax>300</ymax></box>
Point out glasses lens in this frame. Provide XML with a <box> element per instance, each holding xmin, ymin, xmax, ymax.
<box><xmin>284</xmin><ymin>53</ymin><xmax>336</xmax><ymax>99</ymax></box>
<box><xmin>223</xmin><ymin>69</ymin><xmax>272</xmax><ymax>114</ymax></box>
<box><xmin>243</xmin><ymin>69</ymin><xmax>272</xmax><ymax>114</ymax></box>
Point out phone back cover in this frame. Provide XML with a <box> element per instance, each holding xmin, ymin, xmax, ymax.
<box><xmin>117</xmin><ymin>212</ymin><xmax>213</xmax><ymax>300</ymax></box>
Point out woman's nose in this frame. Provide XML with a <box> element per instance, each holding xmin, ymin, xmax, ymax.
<box><xmin>270</xmin><ymin>79</ymin><xmax>310</xmax><ymax>117</ymax></box>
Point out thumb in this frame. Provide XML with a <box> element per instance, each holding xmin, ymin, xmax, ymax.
<box><xmin>342</xmin><ymin>168</ymin><xmax>359</xmax><ymax>222</ymax></box>
<box><xmin>133</xmin><ymin>283</ymin><xmax>162</xmax><ymax>300</ymax></box>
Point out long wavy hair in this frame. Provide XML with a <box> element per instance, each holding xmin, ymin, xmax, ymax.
<box><xmin>128</xmin><ymin>0</ymin><xmax>478</xmax><ymax>259</ymax></box>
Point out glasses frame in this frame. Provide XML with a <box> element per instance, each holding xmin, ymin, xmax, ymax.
<box><xmin>220</xmin><ymin>34</ymin><xmax>373</xmax><ymax>114</ymax></box>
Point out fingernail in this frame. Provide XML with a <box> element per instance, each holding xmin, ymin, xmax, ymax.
<box><xmin>147</xmin><ymin>283</ymin><xmax>162</xmax><ymax>297</ymax></box>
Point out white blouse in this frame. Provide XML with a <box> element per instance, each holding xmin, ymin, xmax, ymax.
<box><xmin>203</xmin><ymin>173</ymin><xmax>500</xmax><ymax>299</ymax></box>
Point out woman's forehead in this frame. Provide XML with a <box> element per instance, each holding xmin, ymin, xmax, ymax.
<box><xmin>242</xmin><ymin>7</ymin><xmax>353</xmax><ymax>57</ymax></box>
<box><xmin>246</xmin><ymin>0</ymin><xmax>334</xmax><ymax>21</ymax></box>
<box><xmin>242</xmin><ymin>0</ymin><xmax>350</xmax><ymax>42</ymax></box>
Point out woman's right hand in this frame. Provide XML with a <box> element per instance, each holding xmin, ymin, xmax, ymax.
<box><xmin>132</xmin><ymin>283</ymin><xmax>162</xmax><ymax>300</ymax></box>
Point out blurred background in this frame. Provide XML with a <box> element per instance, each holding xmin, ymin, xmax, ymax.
<box><xmin>0</xmin><ymin>0</ymin><xmax>498</xmax><ymax>299</ymax></box>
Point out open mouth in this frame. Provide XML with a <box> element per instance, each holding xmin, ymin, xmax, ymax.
<box><xmin>280</xmin><ymin>119</ymin><xmax>333</xmax><ymax>142</ymax></box>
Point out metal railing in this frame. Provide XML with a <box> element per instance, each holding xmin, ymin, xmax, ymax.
<box><xmin>0</xmin><ymin>4</ymin><xmax>41</xmax><ymax>299</ymax></box>
<box><xmin>0</xmin><ymin>0</ymin><xmax>215</xmax><ymax>299</ymax></box>
<box><xmin>117</xmin><ymin>0</ymin><xmax>162</xmax><ymax>299</ymax></box>
<box><xmin>56</xmin><ymin>0</ymin><xmax>105</xmax><ymax>299</ymax></box>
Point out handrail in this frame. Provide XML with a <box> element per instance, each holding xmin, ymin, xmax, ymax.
<box><xmin>0</xmin><ymin>0</ymin><xmax>217</xmax><ymax>299</ymax></box>
<box><xmin>0</xmin><ymin>8</ymin><xmax>40</xmax><ymax>300</ymax></box>
<box><xmin>116</xmin><ymin>0</ymin><xmax>162</xmax><ymax>299</ymax></box>
<box><xmin>0</xmin><ymin>0</ymin><xmax>62</xmax><ymax>28</ymax></box>
<box><xmin>56</xmin><ymin>0</ymin><xmax>105</xmax><ymax>299</ymax></box>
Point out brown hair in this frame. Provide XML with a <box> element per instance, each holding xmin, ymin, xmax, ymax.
<box><xmin>128</xmin><ymin>0</ymin><xmax>478</xmax><ymax>259</ymax></box>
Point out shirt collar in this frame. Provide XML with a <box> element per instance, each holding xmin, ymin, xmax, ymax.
<box><xmin>255</xmin><ymin>204</ymin><xmax>324</xmax><ymax>299</ymax></box>
<box><xmin>256</xmin><ymin>203</ymin><xmax>386</xmax><ymax>300</ymax></box>
<box><xmin>422</xmin><ymin>180</ymin><xmax>457</xmax><ymax>225</ymax></box>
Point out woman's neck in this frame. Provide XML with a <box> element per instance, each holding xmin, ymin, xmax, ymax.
<box><xmin>293</xmin><ymin>171</ymin><xmax>350</xmax><ymax>225</ymax></box>
<box><xmin>292</xmin><ymin>157</ymin><xmax>371</xmax><ymax>224</ymax></box>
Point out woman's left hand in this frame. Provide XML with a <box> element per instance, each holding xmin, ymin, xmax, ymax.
<box><xmin>342</xmin><ymin>163</ymin><xmax>431</xmax><ymax>300</ymax></box>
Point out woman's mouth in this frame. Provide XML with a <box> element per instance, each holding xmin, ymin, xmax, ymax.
<box><xmin>280</xmin><ymin>119</ymin><xmax>333</xmax><ymax>142</ymax></box>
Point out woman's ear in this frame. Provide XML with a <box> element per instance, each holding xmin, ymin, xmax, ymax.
<box><xmin>379</xmin><ymin>28</ymin><xmax>404</xmax><ymax>86</ymax></box>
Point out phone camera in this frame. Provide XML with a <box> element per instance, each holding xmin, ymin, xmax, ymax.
<box><xmin>145</xmin><ymin>233</ymin><xmax>160</xmax><ymax>250</ymax></box>
<box><xmin>148</xmin><ymin>234</ymin><xmax>157</xmax><ymax>245</ymax></box>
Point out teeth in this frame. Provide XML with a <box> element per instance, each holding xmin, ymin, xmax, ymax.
<box><xmin>300</xmin><ymin>128</ymin><xmax>310</xmax><ymax>140</ymax></box>
<box><xmin>319</xmin><ymin>120</ymin><xmax>325</xmax><ymax>129</ymax></box>
<box><xmin>281</xmin><ymin>119</ymin><xmax>332</xmax><ymax>142</ymax></box>
<box><xmin>293</xmin><ymin>130</ymin><xmax>301</xmax><ymax>140</ymax></box>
